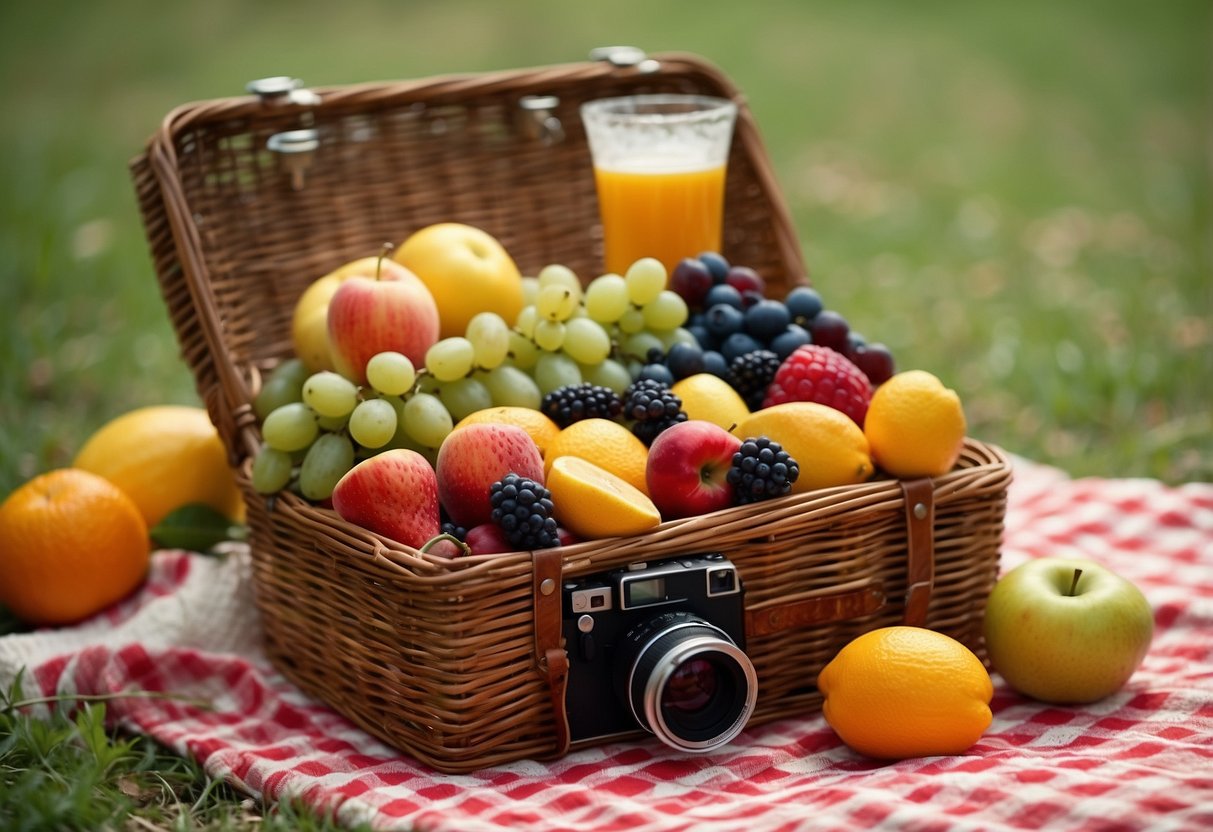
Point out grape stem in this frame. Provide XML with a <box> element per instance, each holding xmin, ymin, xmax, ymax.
<box><xmin>419</xmin><ymin>533</ymin><xmax>471</xmax><ymax>558</ymax></box>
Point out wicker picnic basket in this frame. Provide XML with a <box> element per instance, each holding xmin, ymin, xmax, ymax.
<box><xmin>130</xmin><ymin>50</ymin><xmax>1011</xmax><ymax>773</ymax></box>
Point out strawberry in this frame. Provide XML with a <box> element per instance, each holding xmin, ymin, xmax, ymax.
<box><xmin>762</xmin><ymin>345</ymin><xmax>873</xmax><ymax>425</ymax></box>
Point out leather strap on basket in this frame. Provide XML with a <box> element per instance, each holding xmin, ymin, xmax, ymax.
<box><xmin>900</xmin><ymin>478</ymin><xmax>937</xmax><ymax>626</ymax></box>
<box><xmin>531</xmin><ymin>547</ymin><xmax>570</xmax><ymax>756</ymax></box>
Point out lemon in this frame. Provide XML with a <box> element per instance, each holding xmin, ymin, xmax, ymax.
<box><xmin>547</xmin><ymin>456</ymin><xmax>661</xmax><ymax>539</ymax></box>
<box><xmin>543</xmin><ymin>418</ymin><xmax>650</xmax><ymax>495</ymax></box>
<box><xmin>453</xmin><ymin>407</ymin><xmax>561</xmax><ymax>458</ymax></box>
<box><xmin>864</xmin><ymin>370</ymin><xmax>967</xmax><ymax>478</ymax></box>
<box><xmin>737</xmin><ymin>402</ymin><xmax>873</xmax><ymax>492</ymax></box>
<box><xmin>817</xmin><ymin>626</ymin><xmax>993</xmax><ymax>759</ymax></box>
<box><xmin>73</xmin><ymin>405</ymin><xmax>244</xmax><ymax>528</ymax></box>
<box><xmin>670</xmin><ymin>374</ymin><xmax>750</xmax><ymax>431</ymax></box>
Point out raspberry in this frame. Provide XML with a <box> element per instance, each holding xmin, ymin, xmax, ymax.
<box><xmin>728</xmin><ymin>437</ymin><xmax>800</xmax><ymax>504</ymax></box>
<box><xmin>540</xmin><ymin>383</ymin><xmax>623</xmax><ymax>429</ymax></box>
<box><xmin>762</xmin><ymin>344</ymin><xmax>873</xmax><ymax>425</ymax></box>
<box><xmin>489</xmin><ymin>473</ymin><xmax>560</xmax><ymax>550</ymax></box>
<box><xmin>623</xmin><ymin>378</ymin><xmax>687</xmax><ymax>446</ymax></box>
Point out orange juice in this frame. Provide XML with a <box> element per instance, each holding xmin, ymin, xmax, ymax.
<box><xmin>594</xmin><ymin>162</ymin><xmax>726</xmax><ymax>277</ymax></box>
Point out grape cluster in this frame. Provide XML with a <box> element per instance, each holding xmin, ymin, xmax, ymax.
<box><xmin>664</xmin><ymin>252</ymin><xmax>897</xmax><ymax>406</ymax></box>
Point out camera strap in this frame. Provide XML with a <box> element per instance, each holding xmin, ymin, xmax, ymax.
<box><xmin>531</xmin><ymin>547</ymin><xmax>571</xmax><ymax>757</ymax></box>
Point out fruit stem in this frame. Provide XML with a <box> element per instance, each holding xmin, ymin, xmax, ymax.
<box><xmin>1067</xmin><ymin>567</ymin><xmax>1083</xmax><ymax>597</ymax></box>
<box><xmin>376</xmin><ymin>242</ymin><xmax>394</xmax><ymax>280</ymax></box>
<box><xmin>420</xmin><ymin>532</ymin><xmax>470</xmax><ymax>558</ymax></box>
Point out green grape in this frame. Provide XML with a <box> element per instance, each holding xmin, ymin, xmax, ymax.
<box><xmin>302</xmin><ymin>371</ymin><xmax>359</xmax><ymax>419</ymax></box>
<box><xmin>425</xmin><ymin>337</ymin><xmax>475</xmax><ymax>382</ymax></box>
<box><xmin>439</xmin><ymin>376</ymin><xmax>493</xmax><ymax>422</ymax></box>
<box><xmin>537</xmin><ymin>263</ymin><xmax>583</xmax><ymax>298</ymax></box>
<box><xmin>261</xmin><ymin>402</ymin><xmax>319</xmax><ymax>452</ymax></box>
<box><xmin>365</xmin><ymin>351</ymin><xmax>416</xmax><ymax>396</ymax></box>
<box><xmin>533</xmin><ymin>351</ymin><xmax>582</xmax><ymax>396</ymax></box>
<box><xmin>583</xmin><ymin>273</ymin><xmax>630</xmax><ymax>323</ymax></box>
<box><xmin>466</xmin><ymin>312</ymin><xmax>510</xmax><ymax>370</ymax></box>
<box><xmin>514</xmin><ymin>305</ymin><xmax>538</xmax><ymax>338</ymax></box>
<box><xmin>520</xmin><ymin>275</ymin><xmax>541</xmax><ymax>306</ymax></box>
<box><xmin>416</xmin><ymin>373</ymin><xmax>442</xmax><ymax>395</ymax></box>
<box><xmin>479</xmin><ymin>365</ymin><xmax>542</xmax><ymax>409</ymax></box>
<box><xmin>251</xmin><ymin>444</ymin><xmax>293</xmax><ymax>494</ymax></box>
<box><xmin>507</xmin><ymin>330</ymin><xmax>540</xmax><ymax>370</ymax></box>
<box><xmin>622</xmin><ymin>331</ymin><xmax>665</xmax><ymax>363</ymax></box>
<box><xmin>624</xmin><ymin>257</ymin><xmax>667</xmax><ymax>305</ymax></box>
<box><xmin>665</xmin><ymin>327</ymin><xmax>699</xmax><ymax>349</ymax></box>
<box><xmin>403</xmin><ymin>392</ymin><xmax>454</xmax><ymax>448</ymax></box>
<box><xmin>533</xmin><ymin>319</ymin><xmax>566</xmax><ymax>352</ymax></box>
<box><xmin>535</xmin><ymin>284</ymin><xmax>579</xmax><ymax>322</ymax></box>
<box><xmin>299</xmin><ymin>432</ymin><xmax>355</xmax><ymax>501</ymax></box>
<box><xmin>642</xmin><ymin>290</ymin><xmax>690</xmax><ymax>331</ymax></box>
<box><xmin>617</xmin><ymin>306</ymin><xmax>646</xmax><ymax>334</ymax></box>
<box><xmin>349</xmin><ymin>397</ymin><xmax>399</xmax><ymax>449</ymax></box>
<box><xmin>253</xmin><ymin>358</ymin><xmax>308</xmax><ymax>421</ymax></box>
<box><xmin>562</xmin><ymin>317</ymin><xmax>611</xmax><ymax>365</ymax></box>
<box><xmin>580</xmin><ymin>358</ymin><xmax>633</xmax><ymax>395</ymax></box>
<box><xmin>316</xmin><ymin>412</ymin><xmax>350</xmax><ymax>432</ymax></box>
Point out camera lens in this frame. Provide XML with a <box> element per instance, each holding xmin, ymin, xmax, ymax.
<box><xmin>619</xmin><ymin>612</ymin><xmax>757</xmax><ymax>752</ymax></box>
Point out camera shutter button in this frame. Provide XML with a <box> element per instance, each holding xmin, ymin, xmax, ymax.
<box><xmin>577</xmin><ymin>615</ymin><xmax>597</xmax><ymax>661</ymax></box>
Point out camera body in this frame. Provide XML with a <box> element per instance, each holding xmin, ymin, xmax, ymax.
<box><xmin>562</xmin><ymin>553</ymin><xmax>756</xmax><ymax>751</ymax></box>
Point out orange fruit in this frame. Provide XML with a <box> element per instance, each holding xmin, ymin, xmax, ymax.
<box><xmin>736</xmin><ymin>402</ymin><xmax>873</xmax><ymax>492</ymax></box>
<box><xmin>546</xmin><ymin>456</ymin><xmax>661</xmax><ymax>539</ymax></box>
<box><xmin>542</xmin><ymin>418</ymin><xmax>650</xmax><ymax>495</ymax></box>
<box><xmin>453</xmin><ymin>407</ymin><xmax>561</xmax><ymax>458</ymax></box>
<box><xmin>0</xmin><ymin>469</ymin><xmax>150</xmax><ymax>626</ymax></box>
<box><xmin>670</xmin><ymin>374</ymin><xmax>750</xmax><ymax>431</ymax></box>
<box><xmin>864</xmin><ymin>370</ymin><xmax>967</xmax><ymax>478</ymax></box>
<box><xmin>817</xmin><ymin>626</ymin><xmax>993</xmax><ymax>759</ymax></box>
<box><xmin>73</xmin><ymin>405</ymin><xmax>244</xmax><ymax>529</ymax></box>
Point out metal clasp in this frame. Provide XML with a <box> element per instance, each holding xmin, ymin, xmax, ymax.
<box><xmin>589</xmin><ymin>45</ymin><xmax>660</xmax><ymax>73</ymax></box>
<box><xmin>246</xmin><ymin>76</ymin><xmax>321</xmax><ymax>107</ymax></box>
<box><xmin>266</xmin><ymin>129</ymin><xmax>319</xmax><ymax>191</ymax></box>
<box><xmin>518</xmin><ymin>94</ymin><xmax>564</xmax><ymax>145</ymax></box>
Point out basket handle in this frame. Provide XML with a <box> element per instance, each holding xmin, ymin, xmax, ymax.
<box><xmin>900</xmin><ymin>478</ymin><xmax>937</xmax><ymax>626</ymax></box>
<box><xmin>532</xmin><ymin>547</ymin><xmax>571</xmax><ymax>757</ymax></box>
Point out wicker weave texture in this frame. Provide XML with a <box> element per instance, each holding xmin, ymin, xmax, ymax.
<box><xmin>131</xmin><ymin>53</ymin><xmax>1009</xmax><ymax>773</ymax></box>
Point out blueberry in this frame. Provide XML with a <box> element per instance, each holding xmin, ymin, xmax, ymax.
<box><xmin>769</xmin><ymin>323</ymin><xmax>812</xmax><ymax>360</ymax></box>
<box><xmin>721</xmin><ymin>332</ymin><xmax>764</xmax><ymax>363</ymax></box>
<box><xmin>686</xmin><ymin>324</ymin><xmax>714</xmax><ymax>350</ymax></box>
<box><xmin>704</xmin><ymin>303</ymin><xmax>745</xmax><ymax>338</ymax></box>
<box><xmin>637</xmin><ymin>363</ymin><xmax>675</xmax><ymax>386</ymax></box>
<box><xmin>702</xmin><ymin>350</ymin><xmax>731</xmax><ymax>379</ymax></box>
<box><xmin>744</xmin><ymin>299</ymin><xmax>791</xmax><ymax>342</ymax></box>
<box><xmin>698</xmin><ymin>251</ymin><xmax>731</xmax><ymax>284</ymax></box>
<box><xmin>785</xmin><ymin>286</ymin><xmax>824</xmax><ymax>324</ymax></box>
<box><xmin>666</xmin><ymin>342</ymin><xmax>706</xmax><ymax>380</ymax></box>
<box><xmin>703</xmin><ymin>283</ymin><xmax>744</xmax><ymax>310</ymax></box>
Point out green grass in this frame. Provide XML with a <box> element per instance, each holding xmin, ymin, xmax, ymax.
<box><xmin>0</xmin><ymin>0</ymin><xmax>1209</xmax><ymax>828</ymax></box>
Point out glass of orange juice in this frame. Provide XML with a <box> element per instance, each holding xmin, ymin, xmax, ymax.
<box><xmin>581</xmin><ymin>94</ymin><xmax>738</xmax><ymax>277</ymax></box>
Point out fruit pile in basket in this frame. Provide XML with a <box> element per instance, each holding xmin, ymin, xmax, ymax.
<box><xmin>251</xmin><ymin>222</ymin><xmax>967</xmax><ymax>555</ymax></box>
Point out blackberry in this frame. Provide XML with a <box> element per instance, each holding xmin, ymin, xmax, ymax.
<box><xmin>540</xmin><ymin>383</ymin><xmax>623</xmax><ymax>428</ymax></box>
<box><xmin>728</xmin><ymin>437</ymin><xmax>800</xmax><ymax>505</ymax></box>
<box><xmin>489</xmin><ymin>473</ymin><xmax>560</xmax><ymax>550</ymax></box>
<box><xmin>623</xmin><ymin>378</ymin><xmax>687</xmax><ymax>446</ymax></box>
<box><xmin>729</xmin><ymin>349</ymin><xmax>782</xmax><ymax>410</ymax></box>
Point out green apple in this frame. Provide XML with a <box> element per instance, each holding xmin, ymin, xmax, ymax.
<box><xmin>983</xmin><ymin>557</ymin><xmax>1153</xmax><ymax>704</ymax></box>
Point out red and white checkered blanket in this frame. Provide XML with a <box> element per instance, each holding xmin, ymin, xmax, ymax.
<box><xmin>3</xmin><ymin>457</ymin><xmax>1211</xmax><ymax>831</ymax></box>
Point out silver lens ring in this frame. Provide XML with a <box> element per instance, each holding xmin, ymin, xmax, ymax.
<box><xmin>626</xmin><ymin>620</ymin><xmax>758</xmax><ymax>752</ymax></box>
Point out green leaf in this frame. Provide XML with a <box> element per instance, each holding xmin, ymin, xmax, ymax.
<box><xmin>149</xmin><ymin>504</ymin><xmax>246</xmax><ymax>553</ymax></box>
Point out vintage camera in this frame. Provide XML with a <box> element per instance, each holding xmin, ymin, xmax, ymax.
<box><xmin>562</xmin><ymin>553</ymin><xmax>757</xmax><ymax>752</ymax></box>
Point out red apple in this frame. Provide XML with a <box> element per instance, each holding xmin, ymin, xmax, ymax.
<box><xmin>645</xmin><ymin>419</ymin><xmax>741</xmax><ymax>520</ymax></box>
<box><xmin>331</xmin><ymin>449</ymin><xmax>441</xmax><ymax>549</ymax></box>
<box><xmin>464</xmin><ymin>523</ymin><xmax>513</xmax><ymax>555</ymax></box>
<box><xmin>435</xmin><ymin>423</ymin><xmax>545</xmax><ymax>529</ymax></box>
<box><xmin>326</xmin><ymin>257</ymin><xmax>440</xmax><ymax>384</ymax></box>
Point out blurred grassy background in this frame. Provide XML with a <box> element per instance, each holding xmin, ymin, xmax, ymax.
<box><xmin>2</xmin><ymin>0</ymin><xmax>1210</xmax><ymax>500</ymax></box>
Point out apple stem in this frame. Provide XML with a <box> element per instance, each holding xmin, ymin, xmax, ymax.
<box><xmin>1067</xmin><ymin>567</ymin><xmax>1083</xmax><ymax>597</ymax></box>
<box><xmin>376</xmin><ymin>242</ymin><xmax>394</xmax><ymax>280</ymax></box>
